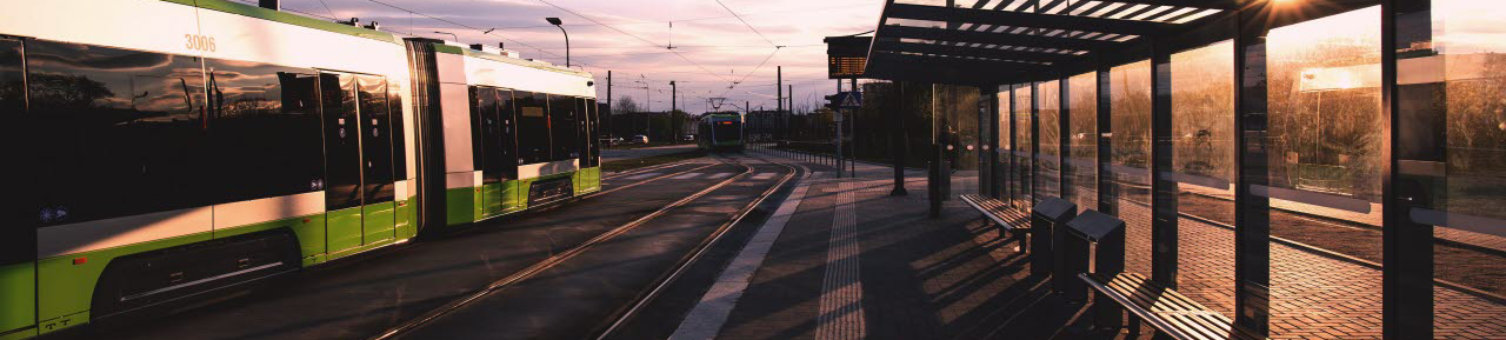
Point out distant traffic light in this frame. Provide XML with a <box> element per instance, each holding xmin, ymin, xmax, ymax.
<box><xmin>824</xmin><ymin>94</ymin><xmax>840</xmax><ymax>111</ymax></box>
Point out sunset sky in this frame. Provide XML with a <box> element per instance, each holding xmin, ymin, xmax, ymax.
<box><xmin>273</xmin><ymin>0</ymin><xmax>885</xmax><ymax>113</ymax></box>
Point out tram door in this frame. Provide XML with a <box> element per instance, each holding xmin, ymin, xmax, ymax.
<box><xmin>0</xmin><ymin>37</ymin><xmax>36</xmax><ymax>334</ymax></box>
<box><xmin>321</xmin><ymin>72</ymin><xmax>397</xmax><ymax>254</ymax></box>
<box><xmin>356</xmin><ymin>75</ymin><xmax>396</xmax><ymax>245</ymax></box>
<box><xmin>477</xmin><ymin>87</ymin><xmax>503</xmax><ymax>214</ymax></box>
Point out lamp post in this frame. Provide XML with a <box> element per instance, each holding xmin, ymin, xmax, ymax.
<box><xmin>545</xmin><ymin>17</ymin><xmax>570</xmax><ymax>68</ymax></box>
<box><xmin>433</xmin><ymin>31</ymin><xmax>458</xmax><ymax>41</ymax></box>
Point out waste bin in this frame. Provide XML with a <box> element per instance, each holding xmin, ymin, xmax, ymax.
<box><xmin>1030</xmin><ymin>198</ymin><xmax>1076</xmax><ymax>277</ymax></box>
<box><xmin>1061</xmin><ymin>210</ymin><xmax>1125</xmax><ymax>302</ymax></box>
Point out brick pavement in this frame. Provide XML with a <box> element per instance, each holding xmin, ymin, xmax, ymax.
<box><xmin>705</xmin><ymin>149</ymin><xmax>1505</xmax><ymax>339</ymax></box>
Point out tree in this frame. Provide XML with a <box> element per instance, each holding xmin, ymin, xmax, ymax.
<box><xmin>616</xmin><ymin>96</ymin><xmax>641</xmax><ymax>114</ymax></box>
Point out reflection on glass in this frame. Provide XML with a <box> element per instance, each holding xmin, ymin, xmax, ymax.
<box><xmin>1170</xmin><ymin>40</ymin><xmax>1236</xmax><ymax>318</ymax></box>
<box><xmin>1068</xmin><ymin>72</ymin><xmax>1097</xmax><ymax>213</ymax></box>
<box><xmin>937</xmin><ymin>85</ymin><xmax>981</xmax><ymax>171</ymax></box>
<box><xmin>1013</xmin><ymin>84</ymin><xmax>1034</xmax><ymax>208</ymax></box>
<box><xmin>1110</xmin><ymin>60</ymin><xmax>1152</xmax><ymax>275</ymax></box>
<box><xmin>1037</xmin><ymin>80</ymin><xmax>1061</xmax><ymax>200</ymax></box>
<box><xmin>1402</xmin><ymin>0</ymin><xmax>1506</xmax><ymax>336</ymax></box>
<box><xmin>1267</xmin><ymin>6</ymin><xmax>1384</xmax><ymax>338</ymax></box>
<box><xmin>997</xmin><ymin>87</ymin><xmax>1012</xmax><ymax>200</ymax></box>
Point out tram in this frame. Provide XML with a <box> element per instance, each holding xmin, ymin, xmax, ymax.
<box><xmin>0</xmin><ymin>1</ymin><xmax>599</xmax><ymax>337</ymax></box>
<box><xmin>697</xmin><ymin>112</ymin><xmax>745</xmax><ymax>152</ymax></box>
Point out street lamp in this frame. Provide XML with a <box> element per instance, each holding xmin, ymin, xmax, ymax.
<box><xmin>433</xmin><ymin>31</ymin><xmax>458</xmax><ymax>41</ymax></box>
<box><xmin>545</xmin><ymin>17</ymin><xmax>570</xmax><ymax>68</ymax></box>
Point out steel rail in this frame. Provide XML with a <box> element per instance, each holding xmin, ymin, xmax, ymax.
<box><xmin>370</xmin><ymin>157</ymin><xmax>753</xmax><ymax>340</ymax></box>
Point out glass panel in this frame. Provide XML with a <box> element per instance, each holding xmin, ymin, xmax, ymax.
<box><xmin>1267</xmin><ymin>6</ymin><xmax>1384</xmax><ymax>337</ymax></box>
<box><xmin>1399</xmin><ymin>0</ymin><xmax>1506</xmax><ymax>337</ymax></box>
<box><xmin>497</xmin><ymin>90</ymin><xmax>518</xmax><ymax>178</ymax></box>
<box><xmin>475</xmin><ymin>86</ymin><xmax>502</xmax><ymax>184</ymax></box>
<box><xmin>1013</xmin><ymin>84</ymin><xmax>1033</xmax><ymax>208</ymax></box>
<box><xmin>320</xmin><ymin>73</ymin><xmax>362</xmax><ymax>210</ymax></box>
<box><xmin>1068</xmin><ymin>72</ymin><xmax>1098</xmax><ymax>213</ymax></box>
<box><xmin>205</xmin><ymin>59</ymin><xmax>324</xmax><ymax>204</ymax></box>
<box><xmin>0</xmin><ymin>38</ymin><xmax>30</xmax><ymax>264</ymax></box>
<box><xmin>24</xmin><ymin>40</ymin><xmax>208</xmax><ymax>226</ymax></box>
<box><xmin>516</xmin><ymin>91</ymin><xmax>550</xmax><ymax>164</ymax></box>
<box><xmin>358</xmin><ymin>75</ymin><xmax>394</xmax><ymax>202</ymax></box>
<box><xmin>996</xmin><ymin>86</ymin><xmax>1012</xmax><ymax>200</ymax></box>
<box><xmin>1110</xmin><ymin>59</ymin><xmax>1152</xmax><ymax>276</ymax></box>
<box><xmin>548</xmin><ymin>94</ymin><xmax>579</xmax><ymax>161</ymax></box>
<box><xmin>1036</xmin><ymin>80</ymin><xmax>1061</xmax><ymax>200</ymax></box>
<box><xmin>388</xmin><ymin>80</ymin><xmax>407</xmax><ymax>180</ymax></box>
<box><xmin>1170</xmin><ymin>40</ymin><xmax>1236</xmax><ymax>318</ymax></box>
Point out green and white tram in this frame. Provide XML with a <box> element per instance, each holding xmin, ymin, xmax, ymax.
<box><xmin>697</xmin><ymin>112</ymin><xmax>744</xmax><ymax>152</ymax></box>
<box><xmin>0</xmin><ymin>1</ymin><xmax>599</xmax><ymax>338</ymax></box>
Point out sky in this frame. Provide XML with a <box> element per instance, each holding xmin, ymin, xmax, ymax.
<box><xmin>268</xmin><ymin>0</ymin><xmax>885</xmax><ymax>113</ymax></box>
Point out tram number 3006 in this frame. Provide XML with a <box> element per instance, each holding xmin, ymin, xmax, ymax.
<box><xmin>185</xmin><ymin>34</ymin><xmax>216</xmax><ymax>52</ymax></box>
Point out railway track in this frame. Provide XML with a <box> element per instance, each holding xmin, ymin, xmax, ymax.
<box><xmin>371</xmin><ymin>154</ymin><xmax>799</xmax><ymax>340</ymax></box>
<box><xmin>593</xmin><ymin>154</ymin><xmax>800</xmax><ymax>339</ymax></box>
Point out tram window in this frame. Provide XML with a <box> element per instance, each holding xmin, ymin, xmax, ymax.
<box><xmin>388</xmin><ymin>81</ymin><xmax>407</xmax><ymax>180</ymax></box>
<box><xmin>515</xmin><ymin>91</ymin><xmax>551</xmax><ymax>164</ymax></box>
<box><xmin>205</xmin><ymin>59</ymin><xmax>324</xmax><ymax>204</ymax></box>
<box><xmin>1</xmin><ymin>38</ymin><xmax>30</xmax><ymax>264</ymax></box>
<box><xmin>358</xmin><ymin>75</ymin><xmax>394</xmax><ymax>202</ymax></box>
<box><xmin>548</xmin><ymin>94</ymin><xmax>579</xmax><ymax>161</ymax></box>
<box><xmin>23</xmin><ymin>40</ymin><xmax>208</xmax><ymax>227</ymax></box>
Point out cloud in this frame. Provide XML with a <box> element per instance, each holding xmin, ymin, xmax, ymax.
<box><xmin>310</xmin><ymin>0</ymin><xmax>881</xmax><ymax>110</ymax></box>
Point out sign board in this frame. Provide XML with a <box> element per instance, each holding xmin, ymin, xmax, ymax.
<box><xmin>837</xmin><ymin>91</ymin><xmax>862</xmax><ymax>109</ymax></box>
<box><xmin>824</xmin><ymin>36</ymin><xmax>871</xmax><ymax>79</ymax></box>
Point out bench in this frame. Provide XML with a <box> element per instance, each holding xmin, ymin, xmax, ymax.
<box><xmin>959</xmin><ymin>194</ymin><xmax>1031</xmax><ymax>251</ymax></box>
<box><xmin>1080</xmin><ymin>272</ymin><xmax>1260</xmax><ymax>340</ymax></box>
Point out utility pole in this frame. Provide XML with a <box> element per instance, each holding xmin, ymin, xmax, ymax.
<box><xmin>777</xmin><ymin>66</ymin><xmax>783</xmax><ymax>115</ymax></box>
<box><xmin>671</xmin><ymin>81</ymin><xmax>677</xmax><ymax>140</ymax></box>
<box><xmin>850</xmin><ymin>78</ymin><xmax>858</xmax><ymax>175</ymax></box>
<box><xmin>836</xmin><ymin>80</ymin><xmax>843</xmax><ymax>177</ymax></box>
<box><xmin>787</xmin><ymin>84</ymin><xmax>793</xmax><ymax>142</ymax></box>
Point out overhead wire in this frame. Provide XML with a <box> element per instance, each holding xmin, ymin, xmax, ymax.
<box><xmin>537</xmin><ymin>0</ymin><xmax>731</xmax><ymax>83</ymax></box>
<box><xmin>714</xmin><ymin>0</ymin><xmax>781</xmax><ymax>48</ymax></box>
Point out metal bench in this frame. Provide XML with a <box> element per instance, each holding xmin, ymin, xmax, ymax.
<box><xmin>1079</xmin><ymin>272</ymin><xmax>1261</xmax><ymax>340</ymax></box>
<box><xmin>959</xmin><ymin>194</ymin><xmax>1031</xmax><ymax>251</ymax></box>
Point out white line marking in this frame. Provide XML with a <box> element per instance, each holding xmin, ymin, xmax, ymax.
<box><xmin>816</xmin><ymin>180</ymin><xmax>864</xmax><ymax>340</ymax></box>
<box><xmin>670</xmin><ymin>172</ymin><xmax>818</xmax><ymax>340</ymax></box>
<box><xmin>625</xmin><ymin>172</ymin><xmax>662</xmax><ymax>180</ymax></box>
<box><xmin>753</xmin><ymin>173</ymin><xmax>777</xmax><ymax>180</ymax></box>
<box><xmin>672</xmin><ymin>172</ymin><xmax>703</xmax><ymax>180</ymax></box>
<box><xmin>705</xmin><ymin>172</ymin><xmax>733</xmax><ymax>180</ymax></box>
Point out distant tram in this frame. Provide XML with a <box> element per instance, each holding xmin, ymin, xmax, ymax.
<box><xmin>0</xmin><ymin>1</ymin><xmax>600</xmax><ymax>337</ymax></box>
<box><xmin>697</xmin><ymin>112</ymin><xmax>745</xmax><ymax>152</ymax></box>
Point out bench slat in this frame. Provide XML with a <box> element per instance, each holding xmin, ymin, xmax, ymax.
<box><xmin>960</xmin><ymin>194</ymin><xmax>1030</xmax><ymax>231</ymax></box>
<box><xmin>1082</xmin><ymin>273</ymin><xmax>1259</xmax><ymax>340</ymax></box>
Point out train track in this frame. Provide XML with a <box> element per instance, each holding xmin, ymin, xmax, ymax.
<box><xmin>593</xmin><ymin>153</ymin><xmax>801</xmax><ymax>339</ymax></box>
<box><xmin>369</xmin><ymin>154</ymin><xmax>791</xmax><ymax>340</ymax></box>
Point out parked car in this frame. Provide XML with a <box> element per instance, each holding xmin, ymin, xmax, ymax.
<box><xmin>682</xmin><ymin>134</ymin><xmax>695</xmax><ymax>141</ymax></box>
<box><xmin>630</xmin><ymin>135</ymin><xmax>649</xmax><ymax>144</ymax></box>
<box><xmin>602</xmin><ymin>137</ymin><xmax>623</xmax><ymax>146</ymax></box>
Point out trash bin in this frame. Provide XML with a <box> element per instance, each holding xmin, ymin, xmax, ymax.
<box><xmin>1030</xmin><ymin>198</ymin><xmax>1076</xmax><ymax>277</ymax></box>
<box><xmin>1061</xmin><ymin>210</ymin><xmax>1125</xmax><ymax>302</ymax></box>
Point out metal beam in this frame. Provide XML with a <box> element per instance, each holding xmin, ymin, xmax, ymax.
<box><xmin>873</xmin><ymin>40</ymin><xmax>1077</xmax><ymax>64</ymax></box>
<box><xmin>887</xmin><ymin>3</ymin><xmax>1182</xmax><ymax>36</ymax></box>
<box><xmin>877</xmin><ymin>25</ymin><xmax>1119</xmax><ymax>52</ymax></box>
<box><xmin>865</xmin><ymin>52</ymin><xmax>1035</xmax><ymax>85</ymax></box>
